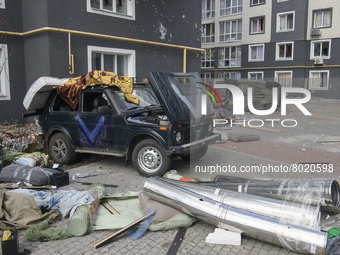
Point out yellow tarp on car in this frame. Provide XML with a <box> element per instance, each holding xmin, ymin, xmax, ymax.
<box><xmin>57</xmin><ymin>70</ymin><xmax>139</xmax><ymax>110</ymax></box>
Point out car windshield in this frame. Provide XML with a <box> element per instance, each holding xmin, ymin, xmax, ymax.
<box><xmin>110</xmin><ymin>86</ymin><xmax>161</xmax><ymax>112</ymax></box>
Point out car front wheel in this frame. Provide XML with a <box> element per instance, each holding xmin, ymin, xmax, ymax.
<box><xmin>132</xmin><ymin>139</ymin><xmax>171</xmax><ymax>177</ymax></box>
<box><xmin>49</xmin><ymin>133</ymin><xmax>76</xmax><ymax>165</ymax></box>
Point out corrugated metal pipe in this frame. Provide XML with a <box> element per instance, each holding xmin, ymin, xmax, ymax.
<box><xmin>159</xmin><ymin>177</ymin><xmax>320</xmax><ymax>230</ymax></box>
<box><xmin>143</xmin><ymin>177</ymin><xmax>328</xmax><ymax>255</ymax></box>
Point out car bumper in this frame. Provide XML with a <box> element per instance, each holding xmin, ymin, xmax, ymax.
<box><xmin>168</xmin><ymin>133</ymin><xmax>221</xmax><ymax>154</ymax></box>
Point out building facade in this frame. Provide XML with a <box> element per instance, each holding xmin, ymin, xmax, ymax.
<box><xmin>0</xmin><ymin>0</ymin><xmax>202</xmax><ymax>123</ymax></box>
<box><xmin>201</xmin><ymin>0</ymin><xmax>340</xmax><ymax>99</ymax></box>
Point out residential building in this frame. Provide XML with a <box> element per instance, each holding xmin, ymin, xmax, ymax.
<box><xmin>0</xmin><ymin>0</ymin><xmax>202</xmax><ymax>123</ymax></box>
<box><xmin>201</xmin><ymin>0</ymin><xmax>340</xmax><ymax>99</ymax></box>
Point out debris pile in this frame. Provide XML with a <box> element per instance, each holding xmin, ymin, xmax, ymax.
<box><xmin>0</xmin><ymin>121</ymin><xmax>43</xmax><ymax>155</ymax></box>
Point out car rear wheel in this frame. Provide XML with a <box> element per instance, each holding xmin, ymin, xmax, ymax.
<box><xmin>132</xmin><ymin>139</ymin><xmax>171</xmax><ymax>177</ymax></box>
<box><xmin>180</xmin><ymin>146</ymin><xmax>208</xmax><ymax>161</ymax></box>
<box><xmin>49</xmin><ymin>133</ymin><xmax>76</xmax><ymax>165</ymax></box>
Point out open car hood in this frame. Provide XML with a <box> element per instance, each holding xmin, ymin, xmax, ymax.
<box><xmin>148</xmin><ymin>71</ymin><xmax>214</xmax><ymax>125</ymax></box>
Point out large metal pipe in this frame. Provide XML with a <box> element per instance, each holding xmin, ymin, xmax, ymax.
<box><xmin>159</xmin><ymin>177</ymin><xmax>320</xmax><ymax>230</ymax></box>
<box><xmin>143</xmin><ymin>178</ymin><xmax>328</xmax><ymax>255</ymax></box>
<box><xmin>203</xmin><ymin>176</ymin><xmax>340</xmax><ymax>207</ymax></box>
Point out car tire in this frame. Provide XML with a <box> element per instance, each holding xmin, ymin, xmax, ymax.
<box><xmin>49</xmin><ymin>133</ymin><xmax>76</xmax><ymax>165</ymax></box>
<box><xmin>180</xmin><ymin>146</ymin><xmax>208</xmax><ymax>161</ymax></box>
<box><xmin>132</xmin><ymin>139</ymin><xmax>171</xmax><ymax>177</ymax></box>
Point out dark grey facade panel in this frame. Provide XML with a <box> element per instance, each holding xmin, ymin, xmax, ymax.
<box><xmin>271</xmin><ymin>0</ymin><xmax>308</xmax><ymax>42</ymax></box>
<box><xmin>0</xmin><ymin>0</ymin><xmax>202</xmax><ymax>122</ymax></box>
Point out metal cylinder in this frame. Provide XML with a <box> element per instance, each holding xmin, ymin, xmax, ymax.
<box><xmin>143</xmin><ymin>178</ymin><xmax>327</xmax><ymax>255</ymax></box>
<box><xmin>159</xmin><ymin>177</ymin><xmax>320</xmax><ymax>230</ymax></box>
<box><xmin>206</xmin><ymin>176</ymin><xmax>340</xmax><ymax>207</ymax></box>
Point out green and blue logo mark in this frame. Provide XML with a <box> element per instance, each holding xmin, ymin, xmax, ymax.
<box><xmin>197</xmin><ymin>82</ymin><xmax>222</xmax><ymax>115</ymax></box>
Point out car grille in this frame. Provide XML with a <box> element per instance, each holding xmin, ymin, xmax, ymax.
<box><xmin>183</xmin><ymin>123</ymin><xmax>210</xmax><ymax>143</ymax></box>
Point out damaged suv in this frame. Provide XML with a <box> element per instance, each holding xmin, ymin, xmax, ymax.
<box><xmin>24</xmin><ymin>71</ymin><xmax>221</xmax><ymax>176</ymax></box>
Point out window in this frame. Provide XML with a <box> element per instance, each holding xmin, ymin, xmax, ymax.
<box><xmin>202</xmin><ymin>0</ymin><xmax>215</xmax><ymax>19</ymax></box>
<box><xmin>250</xmin><ymin>17</ymin><xmax>264</xmax><ymax>34</ymax></box>
<box><xmin>275</xmin><ymin>71</ymin><xmax>292</xmax><ymax>87</ymax></box>
<box><xmin>309</xmin><ymin>70</ymin><xmax>329</xmax><ymax>90</ymax></box>
<box><xmin>277</xmin><ymin>11</ymin><xmax>294</xmax><ymax>32</ymax></box>
<box><xmin>313</xmin><ymin>9</ymin><xmax>332</xmax><ymax>28</ymax></box>
<box><xmin>311</xmin><ymin>40</ymin><xmax>331</xmax><ymax>59</ymax></box>
<box><xmin>217</xmin><ymin>71</ymin><xmax>241</xmax><ymax>79</ymax></box>
<box><xmin>220</xmin><ymin>0</ymin><xmax>242</xmax><ymax>17</ymax></box>
<box><xmin>0</xmin><ymin>44</ymin><xmax>10</xmax><ymax>100</ymax></box>
<box><xmin>0</xmin><ymin>0</ymin><xmax>5</xmax><ymax>9</ymax></box>
<box><xmin>219</xmin><ymin>20</ymin><xmax>242</xmax><ymax>42</ymax></box>
<box><xmin>218</xmin><ymin>46</ymin><xmax>241</xmax><ymax>68</ymax></box>
<box><xmin>249</xmin><ymin>44</ymin><xmax>264</xmax><ymax>61</ymax></box>
<box><xmin>201</xmin><ymin>48</ymin><xmax>215</xmax><ymax>68</ymax></box>
<box><xmin>87</xmin><ymin>0</ymin><xmax>135</xmax><ymax>20</ymax></box>
<box><xmin>87</xmin><ymin>46</ymin><xmax>136</xmax><ymax>78</ymax></box>
<box><xmin>277</xmin><ymin>0</ymin><xmax>289</xmax><ymax>2</ymax></box>
<box><xmin>251</xmin><ymin>0</ymin><xmax>265</xmax><ymax>6</ymax></box>
<box><xmin>276</xmin><ymin>42</ymin><xmax>293</xmax><ymax>61</ymax></box>
<box><xmin>202</xmin><ymin>23</ymin><xmax>215</xmax><ymax>44</ymax></box>
<box><xmin>248</xmin><ymin>72</ymin><xmax>263</xmax><ymax>80</ymax></box>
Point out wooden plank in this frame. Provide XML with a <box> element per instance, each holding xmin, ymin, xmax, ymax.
<box><xmin>100</xmin><ymin>201</ymin><xmax>120</xmax><ymax>215</ymax></box>
<box><xmin>93</xmin><ymin>211</ymin><xmax>155</xmax><ymax>249</ymax></box>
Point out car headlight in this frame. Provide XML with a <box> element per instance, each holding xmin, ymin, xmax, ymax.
<box><xmin>175</xmin><ymin>131</ymin><xmax>182</xmax><ymax>142</ymax></box>
<box><xmin>208</xmin><ymin>123</ymin><xmax>213</xmax><ymax>133</ymax></box>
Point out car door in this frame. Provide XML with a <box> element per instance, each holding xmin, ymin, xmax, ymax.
<box><xmin>76</xmin><ymin>90</ymin><xmax>118</xmax><ymax>152</ymax></box>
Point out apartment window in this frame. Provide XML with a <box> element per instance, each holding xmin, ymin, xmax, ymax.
<box><xmin>248</xmin><ymin>72</ymin><xmax>263</xmax><ymax>80</ymax></box>
<box><xmin>276</xmin><ymin>42</ymin><xmax>293</xmax><ymax>61</ymax></box>
<box><xmin>88</xmin><ymin>46</ymin><xmax>135</xmax><ymax>78</ymax></box>
<box><xmin>311</xmin><ymin>40</ymin><xmax>331</xmax><ymax>59</ymax></box>
<box><xmin>219</xmin><ymin>20</ymin><xmax>242</xmax><ymax>42</ymax></box>
<box><xmin>218</xmin><ymin>71</ymin><xmax>241</xmax><ymax>79</ymax></box>
<box><xmin>202</xmin><ymin>0</ymin><xmax>215</xmax><ymax>19</ymax></box>
<box><xmin>0</xmin><ymin>0</ymin><xmax>5</xmax><ymax>9</ymax></box>
<box><xmin>313</xmin><ymin>9</ymin><xmax>332</xmax><ymax>28</ymax></box>
<box><xmin>251</xmin><ymin>0</ymin><xmax>265</xmax><ymax>6</ymax></box>
<box><xmin>202</xmin><ymin>23</ymin><xmax>215</xmax><ymax>44</ymax></box>
<box><xmin>201</xmin><ymin>48</ymin><xmax>215</xmax><ymax>68</ymax></box>
<box><xmin>87</xmin><ymin>0</ymin><xmax>135</xmax><ymax>20</ymax></box>
<box><xmin>309</xmin><ymin>70</ymin><xmax>329</xmax><ymax>90</ymax></box>
<box><xmin>218</xmin><ymin>46</ymin><xmax>241</xmax><ymax>68</ymax></box>
<box><xmin>249</xmin><ymin>44</ymin><xmax>264</xmax><ymax>61</ymax></box>
<box><xmin>0</xmin><ymin>44</ymin><xmax>10</xmax><ymax>100</ymax></box>
<box><xmin>220</xmin><ymin>0</ymin><xmax>242</xmax><ymax>17</ymax></box>
<box><xmin>277</xmin><ymin>11</ymin><xmax>294</xmax><ymax>32</ymax></box>
<box><xmin>250</xmin><ymin>17</ymin><xmax>264</xmax><ymax>34</ymax></box>
<box><xmin>275</xmin><ymin>71</ymin><xmax>292</xmax><ymax>87</ymax></box>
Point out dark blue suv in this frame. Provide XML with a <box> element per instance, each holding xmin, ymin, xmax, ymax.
<box><xmin>26</xmin><ymin>71</ymin><xmax>221</xmax><ymax>176</ymax></box>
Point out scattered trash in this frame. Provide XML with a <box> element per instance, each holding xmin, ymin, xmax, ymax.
<box><xmin>205</xmin><ymin>228</ymin><xmax>241</xmax><ymax>245</ymax></box>
<box><xmin>72</xmin><ymin>173</ymin><xmax>98</xmax><ymax>180</ymax></box>
<box><xmin>163</xmin><ymin>170</ymin><xmax>199</xmax><ymax>182</ymax></box>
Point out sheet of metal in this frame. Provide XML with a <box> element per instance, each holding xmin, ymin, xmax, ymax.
<box><xmin>159</xmin><ymin>177</ymin><xmax>320</xmax><ymax>230</ymax></box>
<box><xmin>143</xmin><ymin>178</ymin><xmax>327</xmax><ymax>255</ymax></box>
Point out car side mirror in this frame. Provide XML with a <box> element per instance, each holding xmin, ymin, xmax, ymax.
<box><xmin>98</xmin><ymin>106</ymin><xmax>111</xmax><ymax>115</ymax></box>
